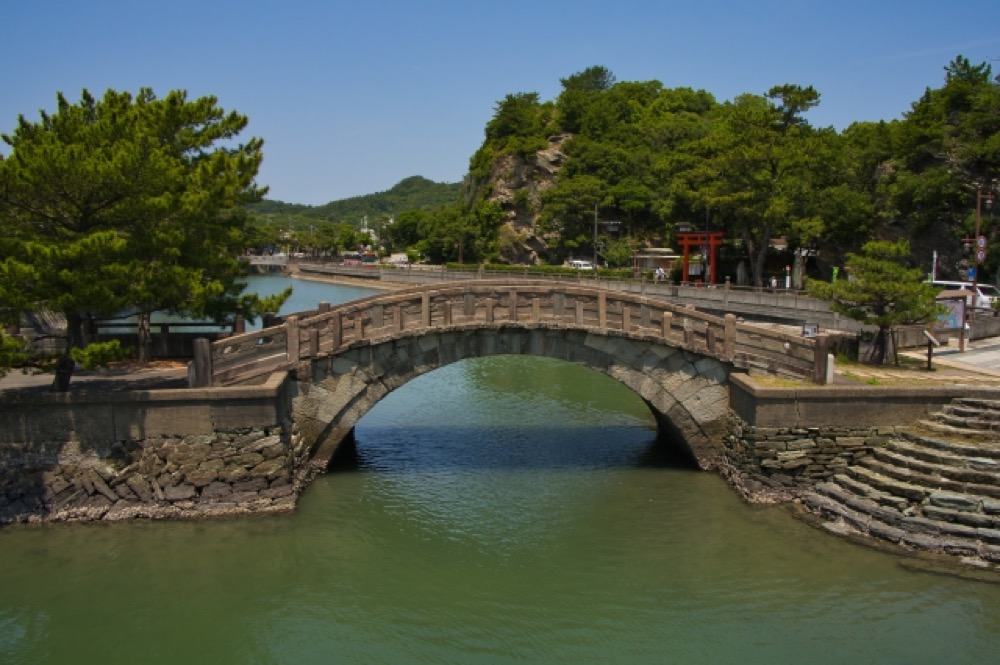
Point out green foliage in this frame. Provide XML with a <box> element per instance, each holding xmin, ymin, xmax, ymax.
<box><xmin>0</xmin><ymin>87</ymin><xmax>265</xmax><ymax>364</ymax></box>
<box><xmin>0</xmin><ymin>333</ymin><xmax>29</xmax><ymax>375</ymax></box>
<box><xmin>557</xmin><ymin>66</ymin><xmax>617</xmax><ymax>134</ymax></box>
<box><xmin>237</xmin><ymin>287</ymin><xmax>293</xmax><ymax>324</ymax></box>
<box><xmin>876</xmin><ymin>57</ymin><xmax>1000</xmax><ymax>273</ymax></box>
<box><xmin>602</xmin><ymin>237</ymin><xmax>635</xmax><ymax>268</ymax></box>
<box><xmin>485</xmin><ymin>93</ymin><xmax>545</xmax><ymax>145</ymax></box>
<box><xmin>807</xmin><ymin>240</ymin><xmax>943</xmax><ymax>364</ymax></box>
<box><xmin>70</xmin><ymin>340</ymin><xmax>128</xmax><ymax>370</ymax></box>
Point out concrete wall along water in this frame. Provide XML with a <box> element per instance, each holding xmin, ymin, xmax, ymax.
<box><xmin>0</xmin><ymin>372</ymin><xmax>306</xmax><ymax>523</ymax></box>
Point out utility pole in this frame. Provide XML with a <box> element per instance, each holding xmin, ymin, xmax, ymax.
<box><xmin>593</xmin><ymin>202</ymin><xmax>598</xmax><ymax>267</ymax></box>
<box><xmin>959</xmin><ymin>180</ymin><xmax>995</xmax><ymax>349</ymax></box>
<box><xmin>969</xmin><ymin>181</ymin><xmax>996</xmax><ymax>321</ymax></box>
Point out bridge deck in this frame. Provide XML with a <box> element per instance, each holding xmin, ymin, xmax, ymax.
<box><xmin>206</xmin><ymin>280</ymin><xmax>828</xmax><ymax>387</ymax></box>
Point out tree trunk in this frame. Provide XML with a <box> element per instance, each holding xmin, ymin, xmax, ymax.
<box><xmin>866</xmin><ymin>327</ymin><xmax>888</xmax><ymax>365</ymax></box>
<box><xmin>736</xmin><ymin>260</ymin><xmax>749</xmax><ymax>286</ymax></box>
<box><xmin>793</xmin><ymin>250</ymin><xmax>806</xmax><ymax>290</ymax></box>
<box><xmin>138</xmin><ymin>311</ymin><xmax>152</xmax><ymax>364</ymax></box>
<box><xmin>65</xmin><ymin>312</ymin><xmax>85</xmax><ymax>351</ymax></box>
<box><xmin>51</xmin><ymin>353</ymin><xmax>74</xmax><ymax>392</ymax></box>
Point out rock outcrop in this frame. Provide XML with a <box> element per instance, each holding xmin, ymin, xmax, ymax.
<box><xmin>479</xmin><ymin>135</ymin><xmax>570</xmax><ymax>265</ymax></box>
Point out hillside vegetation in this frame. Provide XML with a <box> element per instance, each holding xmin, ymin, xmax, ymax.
<box><xmin>249</xmin><ymin>176</ymin><xmax>460</xmax><ymax>228</ymax></box>
<box><xmin>249</xmin><ymin>59</ymin><xmax>1000</xmax><ymax>288</ymax></box>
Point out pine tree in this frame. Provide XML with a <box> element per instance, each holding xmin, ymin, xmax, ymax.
<box><xmin>807</xmin><ymin>240</ymin><xmax>943</xmax><ymax>364</ymax></box>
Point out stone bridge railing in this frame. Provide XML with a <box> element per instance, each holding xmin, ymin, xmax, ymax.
<box><xmin>199</xmin><ymin>280</ymin><xmax>830</xmax><ymax>387</ymax></box>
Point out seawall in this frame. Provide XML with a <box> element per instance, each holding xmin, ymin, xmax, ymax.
<box><xmin>0</xmin><ymin>373</ymin><xmax>306</xmax><ymax>523</ymax></box>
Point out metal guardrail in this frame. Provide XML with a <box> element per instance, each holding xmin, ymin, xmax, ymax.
<box><xmin>201</xmin><ymin>280</ymin><xmax>828</xmax><ymax>387</ymax></box>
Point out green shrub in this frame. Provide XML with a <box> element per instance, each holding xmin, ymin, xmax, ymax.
<box><xmin>70</xmin><ymin>340</ymin><xmax>129</xmax><ymax>370</ymax></box>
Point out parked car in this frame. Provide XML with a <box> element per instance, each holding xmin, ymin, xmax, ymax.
<box><xmin>927</xmin><ymin>280</ymin><xmax>1000</xmax><ymax>309</ymax></box>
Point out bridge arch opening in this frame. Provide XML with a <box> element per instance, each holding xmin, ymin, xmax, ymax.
<box><xmin>326</xmin><ymin>356</ymin><xmax>698</xmax><ymax>478</ymax></box>
<box><xmin>295</xmin><ymin>326</ymin><xmax>732</xmax><ymax>477</ymax></box>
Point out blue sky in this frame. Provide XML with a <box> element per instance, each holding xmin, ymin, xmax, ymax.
<box><xmin>3</xmin><ymin>1</ymin><xmax>999</xmax><ymax>206</ymax></box>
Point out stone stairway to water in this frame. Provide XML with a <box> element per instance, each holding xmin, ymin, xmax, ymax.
<box><xmin>801</xmin><ymin>398</ymin><xmax>1000</xmax><ymax>566</ymax></box>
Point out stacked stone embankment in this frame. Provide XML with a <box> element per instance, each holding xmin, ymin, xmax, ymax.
<box><xmin>722</xmin><ymin>414</ymin><xmax>888</xmax><ymax>502</ymax></box>
<box><xmin>0</xmin><ymin>425</ymin><xmax>306</xmax><ymax>523</ymax></box>
<box><xmin>0</xmin><ymin>373</ymin><xmax>309</xmax><ymax>524</ymax></box>
<box><xmin>801</xmin><ymin>398</ymin><xmax>1000</xmax><ymax>566</ymax></box>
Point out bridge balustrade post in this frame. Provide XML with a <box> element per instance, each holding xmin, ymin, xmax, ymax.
<box><xmin>286</xmin><ymin>316</ymin><xmax>300</xmax><ymax>364</ymax></box>
<box><xmin>723</xmin><ymin>314</ymin><xmax>737</xmax><ymax>361</ymax></box>
<box><xmin>442</xmin><ymin>301</ymin><xmax>452</xmax><ymax>326</ymax></box>
<box><xmin>662</xmin><ymin>311</ymin><xmax>673</xmax><ymax>341</ymax></box>
<box><xmin>552</xmin><ymin>291</ymin><xmax>565</xmax><ymax>319</ymax></box>
<box><xmin>598</xmin><ymin>292</ymin><xmax>607</xmax><ymax>329</ymax></box>
<box><xmin>508</xmin><ymin>289</ymin><xmax>518</xmax><ymax>322</ymax></box>
<box><xmin>309</xmin><ymin>327</ymin><xmax>320</xmax><ymax>358</ymax></box>
<box><xmin>232</xmin><ymin>307</ymin><xmax>245</xmax><ymax>334</ymax></box>
<box><xmin>330</xmin><ymin>311</ymin><xmax>342</xmax><ymax>349</ymax></box>
<box><xmin>190</xmin><ymin>337</ymin><xmax>213</xmax><ymax>388</ymax></box>
<box><xmin>532</xmin><ymin>297</ymin><xmax>541</xmax><ymax>323</ymax></box>
<box><xmin>623</xmin><ymin>306</ymin><xmax>632</xmax><ymax>332</ymax></box>
<box><xmin>318</xmin><ymin>301</ymin><xmax>331</xmax><ymax>314</ymax></box>
<box><xmin>812</xmin><ymin>333</ymin><xmax>832</xmax><ymax>384</ymax></box>
<box><xmin>421</xmin><ymin>293</ymin><xmax>431</xmax><ymax>327</ymax></box>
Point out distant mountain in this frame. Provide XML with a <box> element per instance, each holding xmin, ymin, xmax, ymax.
<box><xmin>247</xmin><ymin>176</ymin><xmax>461</xmax><ymax>226</ymax></box>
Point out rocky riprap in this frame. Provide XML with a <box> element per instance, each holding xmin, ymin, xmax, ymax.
<box><xmin>802</xmin><ymin>398</ymin><xmax>1000</xmax><ymax>567</ymax></box>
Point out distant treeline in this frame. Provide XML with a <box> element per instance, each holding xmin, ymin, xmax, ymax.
<box><xmin>247</xmin><ymin>176</ymin><xmax>461</xmax><ymax>229</ymax></box>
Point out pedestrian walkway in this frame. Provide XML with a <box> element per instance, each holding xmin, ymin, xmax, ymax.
<box><xmin>0</xmin><ymin>360</ymin><xmax>188</xmax><ymax>394</ymax></box>
<box><xmin>905</xmin><ymin>336</ymin><xmax>1000</xmax><ymax>377</ymax></box>
<box><xmin>830</xmin><ymin>335</ymin><xmax>1000</xmax><ymax>387</ymax></box>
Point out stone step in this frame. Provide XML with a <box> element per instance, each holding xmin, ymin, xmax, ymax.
<box><xmin>922</xmin><ymin>502</ymin><xmax>1000</xmax><ymax>535</ymax></box>
<box><xmin>828</xmin><ymin>472</ymin><xmax>910</xmax><ymax>511</ymax></box>
<box><xmin>802</xmin><ymin>488</ymin><xmax>997</xmax><ymax>560</ymax></box>
<box><xmin>942</xmin><ymin>403</ymin><xmax>1000</xmax><ymax>423</ymax></box>
<box><xmin>844</xmin><ymin>464</ymin><xmax>932</xmax><ymax>502</ymax></box>
<box><xmin>874</xmin><ymin>444</ymin><xmax>1000</xmax><ymax>486</ymax></box>
<box><xmin>934</xmin><ymin>412</ymin><xmax>1000</xmax><ymax>433</ymax></box>
<box><xmin>803</xmin><ymin>489</ymin><xmax>888</xmax><ymax>535</ymax></box>
<box><xmin>816</xmin><ymin>478</ymin><xmax>905</xmax><ymax>523</ymax></box>
<box><xmin>899</xmin><ymin>430</ymin><xmax>1000</xmax><ymax>460</ymax></box>
<box><xmin>858</xmin><ymin>455</ymin><xmax>1000</xmax><ymax>501</ymax></box>
<box><xmin>887</xmin><ymin>437</ymin><xmax>1000</xmax><ymax>473</ymax></box>
<box><xmin>955</xmin><ymin>398</ymin><xmax>1000</xmax><ymax>411</ymax></box>
<box><xmin>913</xmin><ymin>419</ymin><xmax>1000</xmax><ymax>443</ymax></box>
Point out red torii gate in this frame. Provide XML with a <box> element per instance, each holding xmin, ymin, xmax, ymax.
<box><xmin>677</xmin><ymin>232</ymin><xmax>724</xmax><ymax>285</ymax></box>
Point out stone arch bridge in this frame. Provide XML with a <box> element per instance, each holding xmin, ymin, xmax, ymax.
<box><xmin>202</xmin><ymin>280</ymin><xmax>829</xmax><ymax>474</ymax></box>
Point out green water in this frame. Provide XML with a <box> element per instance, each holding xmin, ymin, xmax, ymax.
<box><xmin>1</xmin><ymin>279</ymin><xmax>998</xmax><ymax>664</ymax></box>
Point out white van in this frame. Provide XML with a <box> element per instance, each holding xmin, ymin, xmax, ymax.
<box><xmin>569</xmin><ymin>260</ymin><xmax>594</xmax><ymax>271</ymax></box>
<box><xmin>928</xmin><ymin>280</ymin><xmax>1000</xmax><ymax>309</ymax></box>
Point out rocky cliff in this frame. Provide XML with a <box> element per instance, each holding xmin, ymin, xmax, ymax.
<box><xmin>480</xmin><ymin>134</ymin><xmax>571</xmax><ymax>265</ymax></box>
